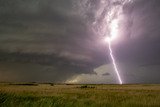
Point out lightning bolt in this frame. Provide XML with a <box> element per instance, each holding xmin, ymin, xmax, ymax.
<box><xmin>107</xmin><ymin>39</ymin><xmax>122</xmax><ymax>84</ymax></box>
<box><xmin>106</xmin><ymin>19</ymin><xmax>123</xmax><ymax>84</ymax></box>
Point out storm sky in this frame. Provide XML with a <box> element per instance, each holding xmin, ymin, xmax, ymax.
<box><xmin>0</xmin><ymin>0</ymin><xmax>160</xmax><ymax>83</ymax></box>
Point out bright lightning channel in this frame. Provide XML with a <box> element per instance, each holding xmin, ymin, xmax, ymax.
<box><xmin>107</xmin><ymin>39</ymin><xmax>122</xmax><ymax>84</ymax></box>
<box><xmin>106</xmin><ymin>19</ymin><xmax>123</xmax><ymax>84</ymax></box>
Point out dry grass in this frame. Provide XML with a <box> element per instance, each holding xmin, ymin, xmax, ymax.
<box><xmin>0</xmin><ymin>83</ymin><xmax>160</xmax><ymax>107</ymax></box>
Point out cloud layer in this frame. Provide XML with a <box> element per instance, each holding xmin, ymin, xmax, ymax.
<box><xmin>0</xmin><ymin>0</ymin><xmax>160</xmax><ymax>83</ymax></box>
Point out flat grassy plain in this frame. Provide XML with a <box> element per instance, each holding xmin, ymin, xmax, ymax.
<box><xmin>0</xmin><ymin>83</ymin><xmax>160</xmax><ymax>107</ymax></box>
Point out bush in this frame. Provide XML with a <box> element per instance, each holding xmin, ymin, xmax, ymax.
<box><xmin>80</xmin><ymin>85</ymin><xmax>95</xmax><ymax>89</ymax></box>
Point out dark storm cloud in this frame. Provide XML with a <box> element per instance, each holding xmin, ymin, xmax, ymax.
<box><xmin>0</xmin><ymin>0</ymin><xmax>106</xmax><ymax>82</ymax></box>
<box><xmin>0</xmin><ymin>0</ymin><xmax>105</xmax><ymax>59</ymax></box>
<box><xmin>0</xmin><ymin>0</ymin><xmax>160</xmax><ymax>83</ymax></box>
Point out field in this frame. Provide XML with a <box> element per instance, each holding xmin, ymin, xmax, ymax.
<box><xmin>0</xmin><ymin>83</ymin><xmax>160</xmax><ymax>107</ymax></box>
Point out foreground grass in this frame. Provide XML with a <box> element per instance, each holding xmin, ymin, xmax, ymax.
<box><xmin>0</xmin><ymin>84</ymin><xmax>160</xmax><ymax>107</ymax></box>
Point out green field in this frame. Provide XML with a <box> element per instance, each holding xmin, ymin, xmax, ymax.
<box><xmin>0</xmin><ymin>83</ymin><xmax>160</xmax><ymax>107</ymax></box>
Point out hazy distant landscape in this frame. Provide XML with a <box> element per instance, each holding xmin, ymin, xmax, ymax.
<box><xmin>0</xmin><ymin>83</ymin><xmax>160</xmax><ymax>107</ymax></box>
